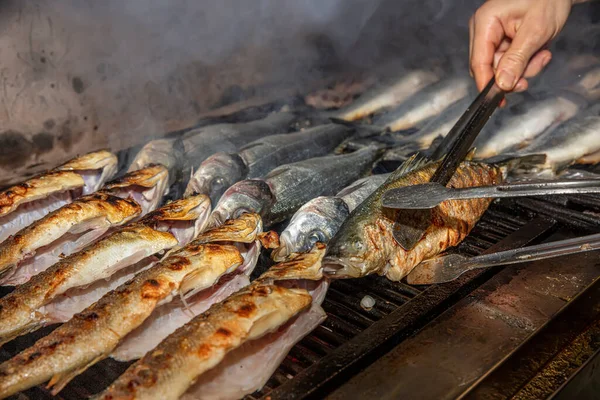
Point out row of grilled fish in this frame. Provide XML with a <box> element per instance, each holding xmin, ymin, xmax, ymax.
<box><xmin>0</xmin><ymin>60</ymin><xmax>598</xmax><ymax>399</ymax></box>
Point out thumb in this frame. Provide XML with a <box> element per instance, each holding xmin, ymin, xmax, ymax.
<box><xmin>495</xmin><ymin>22</ymin><xmax>550</xmax><ymax>91</ymax></box>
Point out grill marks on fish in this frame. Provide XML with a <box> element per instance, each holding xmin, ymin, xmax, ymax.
<box><xmin>0</xmin><ymin>214</ymin><xmax>262</xmax><ymax>397</ymax></box>
<box><xmin>0</xmin><ymin>150</ymin><xmax>118</xmax><ymax>244</ymax></box>
<box><xmin>323</xmin><ymin>159</ymin><xmax>503</xmax><ymax>281</ymax></box>
<box><xmin>0</xmin><ymin>196</ymin><xmax>210</xmax><ymax>345</ymax></box>
<box><xmin>93</xmin><ymin>283</ymin><xmax>312</xmax><ymax>400</ymax></box>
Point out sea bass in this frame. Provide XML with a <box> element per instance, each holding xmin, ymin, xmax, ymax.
<box><xmin>128</xmin><ymin>138</ymin><xmax>185</xmax><ymax>189</ymax></box>
<box><xmin>0</xmin><ymin>150</ymin><xmax>118</xmax><ymax>243</ymax></box>
<box><xmin>334</xmin><ymin>69</ymin><xmax>442</xmax><ymax>121</ymax></box>
<box><xmin>518</xmin><ymin>115</ymin><xmax>600</xmax><ymax>171</ymax></box>
<box><xmin>0</xmin><ymin>214</ymin><xmax>263</xmax><ymax>398</ymax></box>
<box><xmin>323</xmin><ymin>157</ymin><xmax>503</xmax><ymax>281</ymax></box>
<box><xmin>474</xmin><ymin>94</ymin><xmax>583</xmax><ymax>158</ymax></box>
<box><xmin>0</xmin><ymin>195</ymin><xmax>210</xmax><ymax>345</ymax></box>
<box><xmin>0</xmin><ymin>165</ymin><xmax>169</xmax><ymax>286</ymax></box>
<box><xmin>182</xmin><ymin>112</ymin><xmax>298</xmax><ymax>166</ymax></box>
<box><xmin>273</xmin><ymin>173</ymin><xmax>390</xmax><ymax>261</ymax></box>
<box><xmin>209</xmin><ymin>146</ymin><xmax>383</xmax><ymax>227</ymax></box>
<box><xmin>93</xmin><ymin>245</ymin><xmax>328</xmax><ymax>400</ymax></box>
<box><xmin>185</xmin><ymin>124</ymin><xmax>354</xmax><ymax>204</ymax></box>
<box><xmin>371</xmin><ymin>76</ymin><xmax>472</xmax><ymax>132</ymax></box>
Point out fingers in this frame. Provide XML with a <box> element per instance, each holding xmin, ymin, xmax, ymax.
<box><xmin>495</xmin><ymin>17</ymin><xmax>551</xmax><ymax>91</ymax></box>
<box><xmin>522</xmin><ymin>49</ymin><xmax>552</xmax><ymax>78</ymax></box>
<box><xmin>470</xmin><ymin>17</ymin><xmax>504</xmax><ymax>91</ymax></box>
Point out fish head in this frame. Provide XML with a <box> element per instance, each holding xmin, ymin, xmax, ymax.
<box><xmin>322</xmin><ymin>215</ymin><xmax>377</xmax><ymax>279</ymax></box>
<box><xmin>273</xmin><ymin>197</ymin><xmax>349</xmax><ymax>261</ymax></box>
<box><xmin>185</xmin><ymin>152</ymin><xmax>248</xmax><ymax>204</ymax></box>
<box><xmin>208</xmin><ymin>179</ymin><xmax>275</xmax><ymax>227</ymax></box>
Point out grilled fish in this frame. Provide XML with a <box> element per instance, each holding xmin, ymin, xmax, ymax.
<box><xmin>93</xmin><ymin>245</ymin><xmax>327</xmax><ymax>400</ymax></box>
<box><xmin>182</xmin><ymin>112</ymin><xmax>298</xmax><ymax>166</ymax></box>
<box><xmin>209</xmin><ymin>146</ymin><xmax>383</xmax><ymax>228</ymax></box>
<box><xmin>0</xmin><ymin>214</ymin><xmax>262</xmax><ymax>398</ymax></box>
<box><xmin>0</xmin><ymin>165</ymin><xmax>169</xmax><ymax>286</ymax></box>
<box><xmin>0</xmin><ymin>195</ymin><xmax>210</xmax><ymax>345</ymax></box>
<box><xmin>304</xmin><ymin>75</ymin><xmax>377</xmax><ymax>110</ymax></box>
<box><xmin>185</xmin><ymin>124</ymin><xmax>354</xmax><ymax>204</ymax></box>
<box><xmin>273</xmin><ymin>173</ymin><xmax>390</xmax><ymax>261</ymax></box>
<box><xmin>128</xmin><ymin>138</ymin><xmax>185</xmax><ymax>189</ymax></box>
<box><xmin>474</xmin><ymin>94</ymin><xmax>583</xmax><ymax>158</ymax></box>
<box><xmin>0</xmin><ymin>150</ymin><xmax>118</xmax><ymax>243</ymax></box>
<box><xmin>518</xmin><ymin>115</ymin><xmax>600</xmax><ymax>171</ymax></box>
<box><xmin>371</xmin><ymin>76</ymin><xmax>472</xmax><ymax>132</ymax></box>
<box><xmin>334</xmin><ymin>69</ymin><xmax>441</xmax><ymax>121</ymax></box>
<box><xmin>323</xmin><ymin>157</ymin><xmax>503</xmax><ymax>281</ymax></box>
<box><xmin>112</xmin><ymin>214</ymin><xmax>265</xmax><ymax>361</ymax></box>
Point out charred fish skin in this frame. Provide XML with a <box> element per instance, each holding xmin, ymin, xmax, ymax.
<box><xmin>92</xmin><ymin>283</ymin><xmax>312</xmax><ymax>400</ymax></box>
<box><xmin>323</xmin><ymin>159</ymin><xmax>503</xmax><ymax>281</ymax></box>
<box><xmin>0</xmin><ymin>243</ymin><xmax>245</xmax><ymax>399</ymax></box>
<box><xmin>0</xmin><ymin>193</ymin><xmax>142</xmax><ymax>283</ymax></box>
<box><xmin>0</xmin><ymin>150</ymin><xmax>119</xmax><ymax>244</ymax></box>
<box><xmin>264</xmin><ymin>146</ymin><xmax>384</xmax><ymax>226</ymax></box>
<box><xmin>0</xmin><ymin>196</ymin><xmax>210</xmax><ymax>345</ymax></box>
<box><xmin>182</xmin><ymin>112</ymin><xmax>298</xmax><ymax>166</ymax></box>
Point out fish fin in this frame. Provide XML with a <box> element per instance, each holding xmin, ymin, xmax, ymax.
<box><xmin>180</xmin><ymin>261</ymin><xmax>240</xmax><ymax>300</ymax></box>
<box><xmin>482</xmin><ymin>153</ymin><xmax>548</xmax><ymax>178</ymax></box>
<box><xmin>387</xmin><ymin>153</ymin><xmax>431</xmax><ymax>182</ymax></box>
<box><xmin>47</xmin><ymin>353</ymin><xmax>107</xmax><ymax>395</ymax></box>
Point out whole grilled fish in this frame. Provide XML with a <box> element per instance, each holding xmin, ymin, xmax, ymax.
<box><xmin>371</xmin><ymin>76</ymin><xmax>472</xmax><ymax>132</ymax></box>
<box><xmin>334</xmin><ymin>69</ymin><xmax>442</xmax><ymax>121</ymax></box>
<box><xmin>93</xmin><ymin>245</ymin><xmax>327</xmax><ymax>400</ymax></box>
<box><xmin>185</xmin><ymin>124</ymin><xmax>354</xmax><ymax>204</ymax></box>
<box><xmin>182</xmin><ymin>112</ymin><xmax>298</xmax><ymax>166</ymax></box>
<box><xmin>0</xmin><ymin>150</ymin><xmax>118</xmax><ymax>243</ymax></box>
<box><xmin>0</xmin><ymin>165</ymin><xmax>169</xmax><ymax>286</ymax></box>
<box><xmin>517</xmin><ymin>115</ymin><xmax>600</xmax><ymax>171</ymax></box>
<box><xmin>323</xmin><ymin>157</ymin><xmax>503</xmax><ymax>281</ymax></box>
<box><xmin>0</xmin><ymin>195</ymin><xmax>210</xmax><ymax>345</ymax></box>
<box><xmin>128</xmin><ymin>138</ymin><xmax>185</xmax><ymax>189</ymax></box>
<box><xmin>273</xmin><ymin>173</ymin><xmax>390</xmax><ymax>261</ymax></box>
<box><xmin>0</xmin><ymin>214</ymin><xmax>262</xmax><ymax>398</ymax></box>
<box><xmin>474</xmin><ymin>94</ymin><xmax>583</xmax><ymax>158</ymax></box>
<box><xmin>304</xmin><ymin>75</ymin><xmax>377</xmax><ymax>110</ymax></box>
<box><xmin>209</xmin><ymin>146</ymin><xmax>383</xmax><ymax>227</ymax></box>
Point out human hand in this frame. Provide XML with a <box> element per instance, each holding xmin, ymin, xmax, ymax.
<box><xmin>469</xmin><ymin>0</ymin><xmax>584</xmax><ymax>93</ymax></box>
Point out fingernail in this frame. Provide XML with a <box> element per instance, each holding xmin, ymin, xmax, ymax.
<box><xmin>497</xmin><ymin>70</ymin><xmax>517</xmax><ymax>91</ymax></box>
<box><xmin>542</xmin><ymin>54</ymin><xmax>552</xmax><ymax>68</ymax></box>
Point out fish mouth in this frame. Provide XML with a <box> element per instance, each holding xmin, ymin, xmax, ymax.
<box><xmin>322</xmin><ymin>256</ymin><xmax>367</xmax><ymax>279</ymax></box>
<box><xmin>271</xmin><ymin>233</ymin><xmax>294</xmax><ymax>262</ymax></box>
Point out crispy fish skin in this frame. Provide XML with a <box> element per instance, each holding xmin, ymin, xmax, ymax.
<box><xmin>194</xmin><ymin>213</ymin><xmax>263</xmax><ymax>244</ymax></box>
<box><xmin>102</xmin><ymin>164</ymin><xmax>168</xmax><ymax>192</ymax></box>
<box><xmin>93</xmin><ymin>283</ymin><xmax>312</xmax><ymax>400</ymax></box>
<box><xmin>0</xmin><ymin>196</ymin><xmax>210</xmax><ymax>345</ymax></box>
<box><xmin>0</xmin><ymin>171</ymin><xmax>84</xmax><ymax>217</ymax></box>
<box><xmin>0</xmin><ymin>243</ymin><xmax>244</xmax><ymax>398</ymax></box>
<box><xmin>56</xmin><ymin>149</ymin><xmax>117</xmax><ymax>173</ymax></box>
<box><xmin>323</xmin><ymin>160</ymin><xmax>503</xmax><ymax>281</ymax></box>
<box><xmin>0</xmin><ymin>193</ymin><xmax>141</xmax><ymax>279</ymax></box>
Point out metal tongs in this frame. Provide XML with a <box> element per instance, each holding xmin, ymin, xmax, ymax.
<box><xmin>406</xmin><ymin>232</ymin><xmax>600</xmax><ymax>285</ymax></box>
<box><xmin>387</xmin><ymin>77</ymin><xmax>505</xmax><ymax>250</ymax></box>
<box><xmin>382</xmin><ymin>178</ymin><xmax>600</xmax><ymax>209</ymax></box>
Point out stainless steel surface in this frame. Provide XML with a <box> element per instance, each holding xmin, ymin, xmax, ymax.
<box><xmin>391</xmin><ymin>78</ymin><xmax>504</xmax><ymax>250</ymax></box>
<box><xmin>382</xmin><ymin>178</ymin><xmax>600</xmax><ymax>210</ymax></box>
<box><xmin>407</xmin><ymin>231</ymin><xmax>600</xmax><ymax>284</ymax></box>
<box><xmin>327</xmin><ymin>231</ymin><xmax>600</xmax><ymax>400</ymax></box>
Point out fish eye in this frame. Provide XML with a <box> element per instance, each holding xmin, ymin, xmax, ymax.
<box><xmin>352</xmin><ymin>240</ymin><xmax>365</xmax><ymax>252</ymax></box>
<box><xmin>307</xmin><ymin>231</ymin><xmax>327</xmax><ymax>246</ymax></box>
<box><xmin>211</xmin><ymin>177</ymin><xmax>227</xmax><ymax>192</ymax></box>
